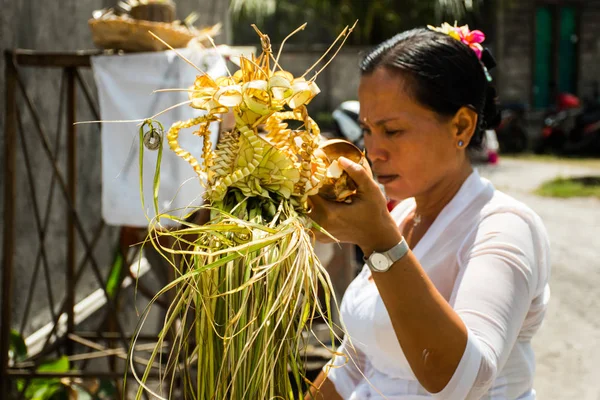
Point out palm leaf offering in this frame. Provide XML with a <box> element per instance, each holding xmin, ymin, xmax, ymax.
<box><xmin>129</xmin><ymin>22</ymin><xmax>361</xmax><ymax>399</ymax></box>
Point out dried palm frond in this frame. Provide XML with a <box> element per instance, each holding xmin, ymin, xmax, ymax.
<box><xmin>129</xmin><ymin>22</ymin><xmax>362</xmax><ymax>400</ymax></box>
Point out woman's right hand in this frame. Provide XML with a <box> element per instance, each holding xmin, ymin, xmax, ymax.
<box><xmin>308</xmin><ymin>157</ymin><xmax>402</xmax><ymax>256</ymax></box>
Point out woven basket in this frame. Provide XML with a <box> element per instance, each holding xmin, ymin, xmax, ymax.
<box><xmin>88</xmin><ymin>16</ymin><xmax>219</xmax><ymax>52</ymax></box>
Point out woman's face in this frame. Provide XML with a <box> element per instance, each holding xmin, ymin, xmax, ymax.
<box><xmin>358</xmin><ymin>67</ymin><xmax>468</xmax><ymax>201</ymax></box>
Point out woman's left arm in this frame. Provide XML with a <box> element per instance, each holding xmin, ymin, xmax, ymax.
<box><xmin>309</xmin><ymin>158</ymin><xmax>542</xmax><ymax>399</ymax></box>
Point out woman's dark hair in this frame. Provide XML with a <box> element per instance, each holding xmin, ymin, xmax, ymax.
<box><xmin>359</xmin><ymin>28</ymin><xmax>499</xmax><ymax>150</ymax></box>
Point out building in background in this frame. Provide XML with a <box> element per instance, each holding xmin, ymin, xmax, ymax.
<box><xmin>494</xmin><ymin>0</ymin><xmax>600</xmax><ymax>110</ymax></box>
<box><xmin>231</xmin><ymin>0</ymin><xmax>600</xmax><ymax>116</ymax></box>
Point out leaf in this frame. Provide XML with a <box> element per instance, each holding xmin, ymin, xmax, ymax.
<box><xmin>25</xmin><ymin>380</ymin><xmax>64</xmax><ymax>400</ymax></box>
<box><xmin>105</xmin><ymin>244</ymin><xmax>124</xmax><ymax>300</ymax></box>
<box><xmin>21</xmin><ymin>357</ymin><xmax>70</xmax><ymax>400</ymax></box>
<box><xmin>10</xmin><ymin>329</ymin><xmax>27</xmax><ymax>362</ymax></box>
<box><xmin>37</xmin><ymin>356</ymin><xmax>69</xmax><ymax>372</ymax></box>
<box><xmin>30</xmin><ymin>385</ymin><xmax>52</xmax><ymax>399</ymax></box>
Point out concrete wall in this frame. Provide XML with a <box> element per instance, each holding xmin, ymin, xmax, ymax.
<box><xmin>0</xmin><ymin>0</ymin><xmax>230</xmax><ymax>338</ymax></box>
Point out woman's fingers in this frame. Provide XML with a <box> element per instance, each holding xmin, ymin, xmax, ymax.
<box><xmin>360</xmin><ymin>156</ymin><xmax>373</xmax><ymax>176</ymax></box>
<box><xmin>338</xmin><ymin>157</ymin><xmax>377</xmax><ymax>195</ymax></box>
<box><xmin>305</xmin><ymin>158</ymin><xmax>389</xmax><ymax>248</ymax></box>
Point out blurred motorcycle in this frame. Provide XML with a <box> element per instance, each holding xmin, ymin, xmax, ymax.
<box><xmin>331</xmin><ymin>100</ymin><xmax>364</xmax><ymax>149</ymax></box>
<box><xmin>534</xmin><ymin>91</ymin><xmax>600</xmax><ymax>155</ymax></box>
<box><xmin>496</xmin><ymin>103</ymin><xmax>529</xmax><ymax>153</ymax></box>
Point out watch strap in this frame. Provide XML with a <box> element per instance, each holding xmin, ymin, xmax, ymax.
<box><xmin>384</xmin><ymin>237</ymin><xmax>409</xmax><ymax>263</ymax></box>
<box><xmin>365</xmin><ymin>237</ymin><xmax>409</xmax><ymax>272</ymax></box>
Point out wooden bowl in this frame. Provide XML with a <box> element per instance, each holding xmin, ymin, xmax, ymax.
<box><xmin>316</xmin><ymin>139</ymin><xmax>365</xmax><ymax>202</ymax></box>
<box><xmin>317</xmin><ymin>139</ymin><xmax>363</xmax><ymax>164</ymax></box>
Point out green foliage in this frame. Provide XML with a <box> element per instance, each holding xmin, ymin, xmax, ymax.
<box><xmin>230</xmin><ymin>0</ymin><xmax>484</xmax><ymax>45</ymax></box>
<box><xmin>105</xmin><ymin>242</ymin><xmax>124</xmax><ymax>300</ymax></box>
<box><xmin>17</xmin><ymin>356</ymin><xmax>70</xmax><ymax>400</ymax></box>
<box><xmin>10</xmin><ymin>329</ymin><xmax>28</xmax><ymax>363</ymax></box>
<box><xmin>535</xmin><ymin>176</ymin><xmax>600</xmax><ymax>199</ymax></box>
<box><xmin>230</xmin><ymin>0</ymin><xmax>277</xmax><ymax>23</ymax></box>
<box><xmin>10</xmin><ymin>331</ymin><xmax>116</xmax><ymax>400</ymax></box>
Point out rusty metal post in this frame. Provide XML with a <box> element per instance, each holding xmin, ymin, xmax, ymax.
<box><xmin>66</xmin><ymin>67</ymin><xmax>77</xmax><ymax>355</ymax></box>
<box><xmin>1</xmin><ymin>51</ymin><xmax>18</xmax><ymax>394</ymax></box>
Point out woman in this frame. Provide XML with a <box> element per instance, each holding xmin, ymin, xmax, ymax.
<box><xmin>306</xmin><ymin>26</ymin><xmax>551</xmax><ymax>399</ymax></box>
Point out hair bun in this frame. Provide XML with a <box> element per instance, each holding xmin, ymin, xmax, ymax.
<box><xmin>481</xmin><ymin>48</ymin><xmax>497</xmax><ymax>71</ymax></box>
<box><xmin>483</xmin><ymin>85</ymin><xmax>500</xmax><ymax>130</ymax></box>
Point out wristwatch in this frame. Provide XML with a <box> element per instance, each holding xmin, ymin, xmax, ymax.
<box><xmin>365</xmin><ymin>237</ymin><xmax>410</xmax><ymax>273</ymax></box>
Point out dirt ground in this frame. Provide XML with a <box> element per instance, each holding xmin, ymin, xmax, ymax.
<box><xmin>478</xmin><ymin>158</ymin><xmax>600</xmax><ymax>400</ymax></box>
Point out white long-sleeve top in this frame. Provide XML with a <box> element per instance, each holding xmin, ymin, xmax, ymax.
<box><xmin>325</xmin><ymin>170</ymin><xmax>551</xmax><ymax>399</ymax></box>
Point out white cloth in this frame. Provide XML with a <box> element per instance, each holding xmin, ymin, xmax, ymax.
<box><xmin>92</xmin><ymin>49</ymin><xmax>227</xmax><ymax>226</ymax></box>
<box><xmin>326</xmin><ymin>170</ymin><xmax>551</xmax><ymax>400</ymax></box>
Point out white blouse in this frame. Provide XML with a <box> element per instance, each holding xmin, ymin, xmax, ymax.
<box><xmin>325</xmin><ymin>170</ymin><xmax>551</xmax><ymax>399</ymax></box>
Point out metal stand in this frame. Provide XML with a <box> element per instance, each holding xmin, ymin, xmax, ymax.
<box><xmin>0</xmin><ymin>50</ymin><xmax>161</xmax><ymax>399</ymax></box>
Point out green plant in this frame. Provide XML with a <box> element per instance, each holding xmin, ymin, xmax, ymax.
<box><xmin>535</xmin><ymin>176</ymin><xmax>600</xmax><ymax>199</ymax></box>
<box><xmin>16</xmin><ymin>356</ymin><xmax>71</xmax><ymax>400</ymax></box>
<box><xmin>9</xmin><ymin>329</ymin><xmax>28</xmax><ymax>365</ymax></box>
<box><xmin>10</xmin><ymin>330</ymin><xmax>116</xmax><ymax>400</ymax></box>
<box><xmin>230</xmin><ymin>0</ymin><xmax>485</xmax><ymax>45</ymax></box>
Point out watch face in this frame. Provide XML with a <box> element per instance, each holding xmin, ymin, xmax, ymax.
<box><xmin>370</xmin><ymin>253</ymin><xmax>390</xmax><ymax>271</ymax></box>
